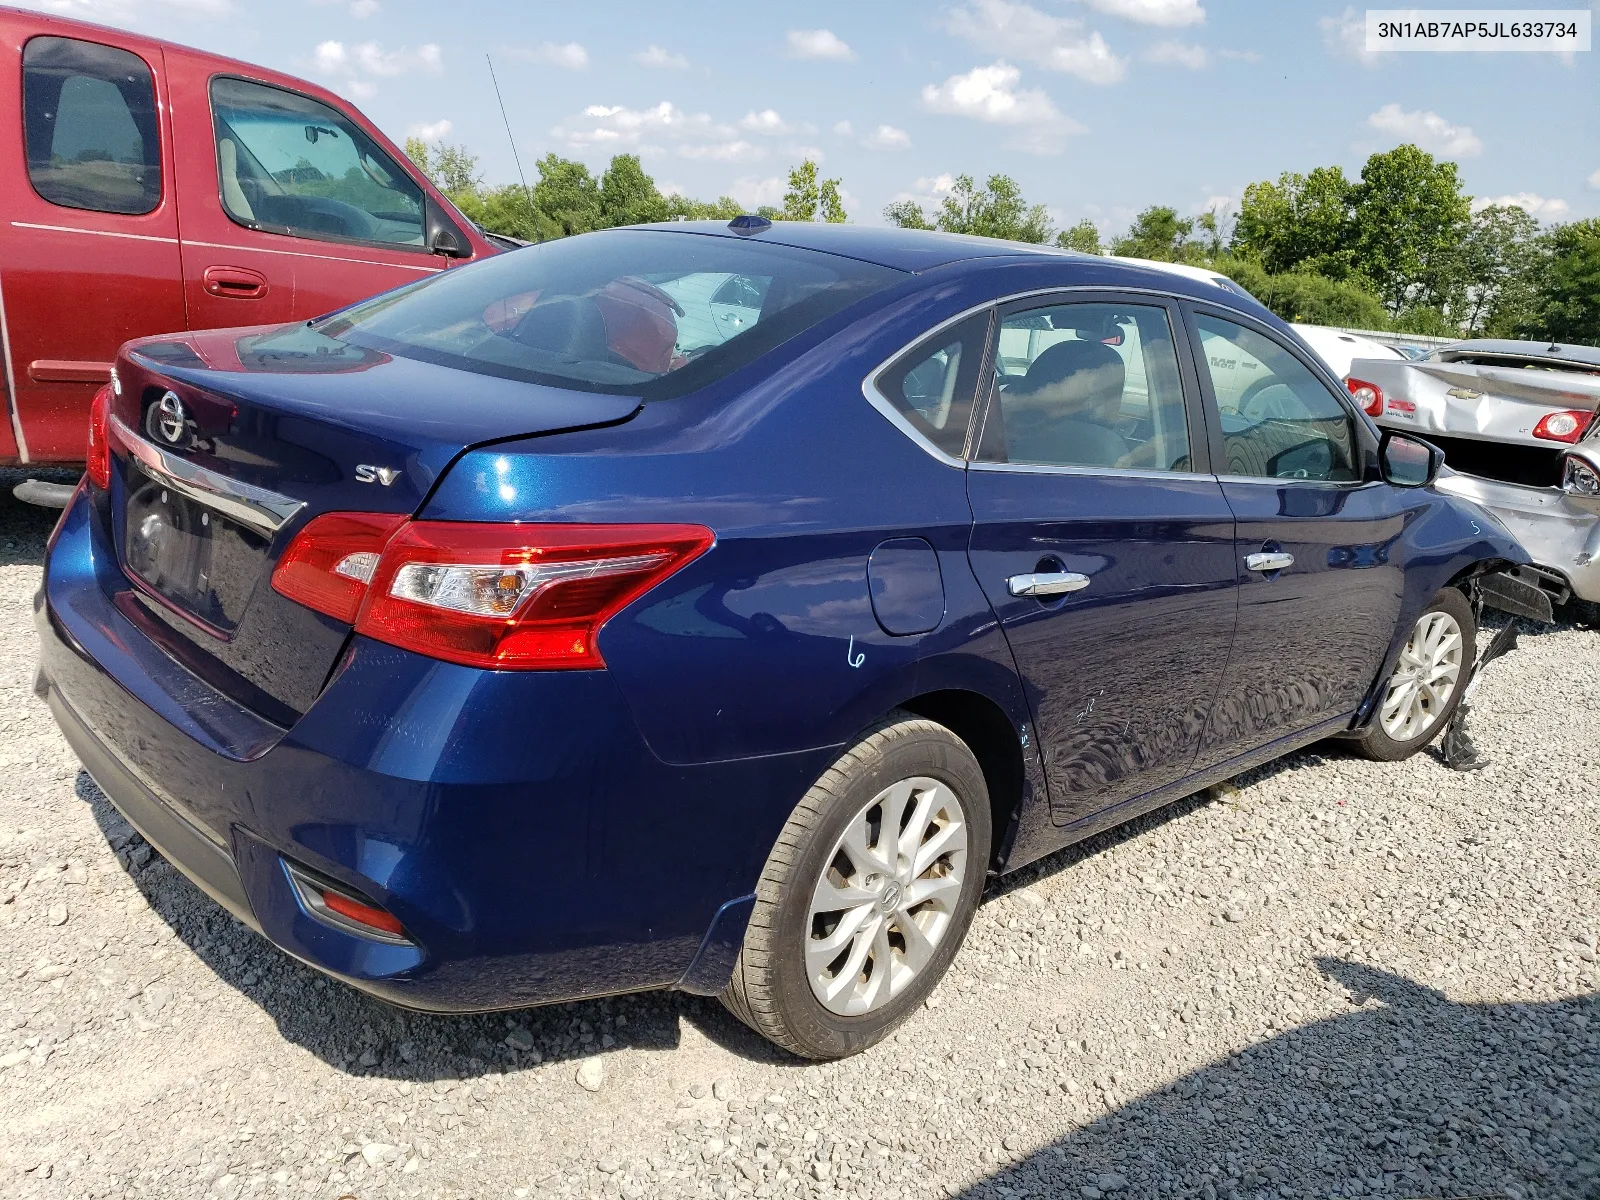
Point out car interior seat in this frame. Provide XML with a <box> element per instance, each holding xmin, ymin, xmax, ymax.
<box><xmin>1003</xmin><ymin>339</ymin><xmax>1130</xmax><ymax>467</ymax></box>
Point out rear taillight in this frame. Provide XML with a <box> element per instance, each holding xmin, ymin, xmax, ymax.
<box><xmin>271</xmin><ymin>512</ymin><xmax>408</xmax><ymax>623</ymax></box>
<box><xmin>86</xmin><ymin>384</ymin><xmax>112</xmax><ymax>490</ymax></box>
<box><xmin>272</xmin><ymin>517</ymin><xmax>714</xmax><ymax>669</ymax></box>
<box><xmin>1347</xmin><ymin>377</ymin><xmax>1384</xmax><ymax>417</ymax></box>
<box><xmin>1532</xmin><ymin>409</ymin><xmax>1594</xmax><ymax>444</ymax></box>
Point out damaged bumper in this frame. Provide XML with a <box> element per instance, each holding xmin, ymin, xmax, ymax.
<box><xmin>1435</xmin><ymin>470</ymin><xmax>1600</xmax><ymax>603</ymax></box>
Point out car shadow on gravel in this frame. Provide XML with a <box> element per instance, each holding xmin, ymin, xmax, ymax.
<box><xmin>953</xmin><ymin>959</ymin><xmax>1598</xmax><ymax>1200</ymax></box>
<box><xmin>0</xmin><ymin>468</ymin><xmax>75</xmax><ymax>566</ymax></box>
<box><xmin>74</xmin><ymin>771</ymin><xmax>795</xmax><ymax>1079</ymax></box>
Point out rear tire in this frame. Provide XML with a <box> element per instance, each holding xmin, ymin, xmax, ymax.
<box><xmin>1356</xmin><ymin>587</ymin><xmax>1476</xmax><ymax>761</ymax></box>
<box><xmin>720</xmin><ymin>713</ymin><xmax>991</xmax><ymax>1059</ymax></box>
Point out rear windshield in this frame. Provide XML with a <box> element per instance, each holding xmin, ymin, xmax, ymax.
<box><xmin>1435</xmin><ymin>352</ymin><xmax>1600</xmax><ymax>376</ymax></box>
<box><xmin>317</xmin><ymin>229</ymin><xmax>903</xmax><ymax>398</ymax></box>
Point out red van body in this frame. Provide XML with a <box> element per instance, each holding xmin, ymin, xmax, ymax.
<box><xmin>0</xmin><ymin>7</ymin><xmax>497</xmax><ymax>466</ymax></box>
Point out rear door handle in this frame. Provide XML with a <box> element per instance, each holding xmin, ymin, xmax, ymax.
<box><xmin>1008</xmin><ymin>571</ymin><xmax>1091</xmax><ymax>597</ymax></box>
<box><xmin>202</xmin><ymin>266</ymin><xmax>268</xmax><ymax>299</ymax></box>
<box><xmin>1245</xmin><ymin>551</ymin><xmax>1294</xmax><ymax>572</ymax></box>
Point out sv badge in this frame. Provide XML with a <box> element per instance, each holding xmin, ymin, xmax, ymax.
<box><xmin>355</xmin><ymin>464</ymin><xmax>401</xmax><ymax>486</ymax></box>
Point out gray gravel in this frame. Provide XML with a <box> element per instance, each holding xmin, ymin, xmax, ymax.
<box><xmin>0</xmin><ymin>471</ymin><xmax>1595</xmax><ymax>1199</ymax></box>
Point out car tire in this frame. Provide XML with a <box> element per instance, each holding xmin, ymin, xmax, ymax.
<box><xmin>1355</xmin><ymin>587</ymin><xmax>1476</xmax><ymax>762</ymax></box>
<box><xmin>720</xmin><ymin>713</ymin><xmax>992</xmax><ymax>1060</ymax></box>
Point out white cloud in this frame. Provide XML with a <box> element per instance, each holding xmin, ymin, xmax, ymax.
<box><xmin>788</xmin><ymin>144</ymin><xmax>827</xmax><ymax>163</ymax></box>
<box><xmin>344</xmin><ymin>80</ymin><xmax>376</xmax><ymax>100</ymax></box>
<box><xmin>739</xmin><ymin>109</ymin><xmax>807</xmax><ymax>136</ymax></box>
<box><xmin>634</xmin><ymin>45</ymin><xmax>688</xmax><ymax>69</ymax></box>
<box><xmin>1218</xmin><ymin>48</ymin><xmax>1261</xmax><ymax>62</ymax></box>
<box><xmin>1366</xmin><ymin>103</ymin><xmax>1483</xmax><ymax>158</ymax></box>
<box><xmin>1081</xmin><ymin>0</ymin><xmax>1204</xmax><ymax>25</ymax></box>
<box><xmin>944</xmin><ymin>0</ymin><xmax>1126</xmax><ymax>85</ymax></box>
<box><xmin>555</xmin><ymin>101</ymin><xmax>747</xmax><ymax>160</ymax></box>
<box><xmin>1145</xmin><ymin>40</ymin><xmax>1207</xmax><ymax>68</ymax></box>
<box><xmin>832</xmin><ymin>120</ymin><xmax>854</xmax><ymax>137</ymax></box>
<box><xmin>1473</xmin><ymin>193</ymin><xmax>1569</xmax><ymax>220</ymax></box>
<box><xmin>521</xmin><ymin>41</ymin><xmax>589</xmax><ymax>70</ymax></box>
<box><xmin>730</xmin><ymin>175</ymin><xmax>788</xmax><ymax>208</ymax></box>
<box><xmin>786</xmin><ymin>29</ymin><xmax>856</xmax><ymax>61</ymax></box>
<box><xmin>1588</xmin><ymin>168</ymin><xmax>1600</xmax><ymax>190</ymax></box>
<box><xmin>1321</xmin><ymin>6</ymin><xmax>1385</xmax><ymax>65</ymax></box>
<box><xmin>406</xmin><ymin>119</ymin><xmax>452</xmax><ymax>142</ymax></box>
<box><xmin>9</xmin><ymin>0</ymin><xmax>232</xmax><ymax>21</ymax></box>
<box><xmin>309</xmin><ymin>0</ymin><xmax>377</xmax><ymax>17</ymax></box>
<box><xmin>864</xmin><ymin>124</ymin><xmax>912</xmax><ymax>149</ymax></box>
<box><xmin>677</xmin><ymin>140</ymin><xmax>761</xmax><ymax>162</ymax></box>
<box><xmin>921</xmin><ymin>62</ymin><xmax>1085</xmax><ymax>153</ymax></box>
<box><xmin>313</xmin><ymin>40</ymin><xmax>442</xmax><ymax>79</ymax></box>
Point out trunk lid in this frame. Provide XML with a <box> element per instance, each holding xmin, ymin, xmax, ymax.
<box><xmin>107</xmin><ymin>322</ymin><xmax>640</xmax><ymax>723</ymax></box>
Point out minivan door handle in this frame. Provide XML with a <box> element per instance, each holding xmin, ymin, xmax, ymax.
<box><xmin>1245</xmin><ymin>551</ymin><xmax>1295</xmax><ymax>573</ymax></box>
<box><xmin>1008</xmin><ymin>571</ymin><xmax>1091</xmax><ymax>597</ymax></box>
<box><xmin>202</xmin><ymin>266</ymin><xmax>269</xmax><ymax>299</ymax></box>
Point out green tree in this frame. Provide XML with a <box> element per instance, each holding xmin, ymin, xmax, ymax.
<box><xmin>1056</xmin><ymin>218</ymin><xmax>1102</xmax><ymax>254</ymax></box>
<box><xmin>530</xmin><ymin>153</ymin><xmax>602</xmax><ymax>238</ymax></box>
<box><xmin>664</xmin><ymin>193</ymin><xmax>745</xmax><ymax>221</ymax></box>
<box><xmin>884</xmin><ymin>174</ymin><xmax>1050</xmax><ymax>242</ymax></box>
<box><xmin>1452</xmin><ymin>204</ymin><xmax>1542</xmax><ymax>336</ymax></box>
<box><xmin>598</xmin><ymin>154</ymin><xmax>669</xmax><ymax>227</ymax></box>
<box><xmin>882</xmin><ymin>199</ymin><xmax>933</xmax><ymax>230</ymax></box>
<box><xmin>1232</xmin><ymin>167</ymin><xmax>1354</xmax><ymax>277</ymax></box>
<box><xmin>403</xmin><ymin>139</ymin><xmax>483</xmax><ymax>198</ymax></box>
<box><xmin>1218</xmin><ymin>258</ymin><xmax>1391</xmax><ymax>328</ymax></box>
<box><xmin>1109</xmin><ymin>206</ymin><xmax>1195</xmax><ymax>262</ymax></box>
<box><xmin>778</xmin><ymin>160</ymin><xmax>847</xmax><ymax>222</ymax></box>
<box><xmin>1348</xmin><ymin>145</ymin><xmax>1472</xmax><ymax>315</ymax></box>
<box><xmin>1522</xmin><ymin>219</ymin><xmax>1600</xmax><ymax>344</ymax></box>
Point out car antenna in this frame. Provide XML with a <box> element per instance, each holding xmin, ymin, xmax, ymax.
<box><xmin>486</xmin><ymin>54</ymin><xmax>537</xmax><ymax>235</ymax></box>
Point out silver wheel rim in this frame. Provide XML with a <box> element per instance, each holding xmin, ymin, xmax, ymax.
<box><xmin>1380</xmin><ymin>609</ymin><xmax>1465</xmax><ymax>740</ymax></box>
<box><xmin>805</xmin><ymin>776</ymin><xmax>968</xmax><ymax>1017</ymax></box>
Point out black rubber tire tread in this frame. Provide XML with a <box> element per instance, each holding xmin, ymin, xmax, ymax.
<box><xmin>1355</xmin><ymin>586</ymin><xmax>1477</xmax><ymax>762</ymax></box>
<box><xmin>720</xmin><ymin>711</ymin><xmax>990</xmax><ymax>1060</ymax></box>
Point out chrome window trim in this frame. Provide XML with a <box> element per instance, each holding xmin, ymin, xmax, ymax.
<box><xmin>969</xmin><ymin>460</ymin><xmax>1214</xmax><ymax>483</ymax></box>
<box><xmin>862</xmin><ymin>283</ymin><xmax>1199</xmax><ymax>468</ymax></box>
<box><xmin>111</xmin><ymin>414</ymin><xmax>306</xmax><ymax>535</ymax></box>
<box><xmin>1214</xmin><ymin>474</ymin><xmax>1380</xmax><ymax>490</ymax></box>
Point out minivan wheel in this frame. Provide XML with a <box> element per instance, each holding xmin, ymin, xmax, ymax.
<box><xmin>720</xmin><ymin>713</ymin><xmax>991</xmax><ymax>1059</ymax></box>
<box><xmin>1356</xmin><ymin>587</ymin><xmax>1476</xmax><ymax>762</ymax></box>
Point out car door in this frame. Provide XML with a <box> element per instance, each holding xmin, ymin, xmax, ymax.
<box><xmin>164</xmin><ymin>51</ymin><xmax>450</xmax><ymax>328</ymax></box>
<box><xmin>1183</xmin><ymin>305</ymin><xmax>1407</xmax><ymax>768</ymax></box>
<box><xmin>0</xmin><ymin>27</ymin><xmax>184</xmax><ymax>462</ymax></box>
<box><xmin>965</xmin><ymin>294</ymin><xmax>1239</xmax><ymax>826</ymax></box>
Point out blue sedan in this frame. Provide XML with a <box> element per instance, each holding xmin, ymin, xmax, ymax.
<box><xmin>39</xmin><ymin>220</ymin><xmax>1528</xmax><ymax>1059</ymax></box>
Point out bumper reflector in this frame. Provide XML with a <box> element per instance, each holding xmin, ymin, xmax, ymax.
<box><xmin>283</xmin><ymin>861</ymin><xmax>412</xmax><ymax>945</ymax></box>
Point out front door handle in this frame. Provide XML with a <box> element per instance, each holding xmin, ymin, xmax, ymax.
<box><xmin>202</xmin><ymin>265</ymin><xmax>269</xmax><ymax>299</ymax></box>
<box><xmin>1008</xmin><ymin>571</ymin><xmax>1091</xmax><ymax>597</ymax></box>
<box><xmin>1245</xmin><ymin>551</ymin><xmax>1294</xmax><ymax>573</ymax></box>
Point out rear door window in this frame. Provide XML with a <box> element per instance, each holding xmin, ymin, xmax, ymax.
<box><xmin>870</xmin><ymin>312</ymin><xmax>991</xmax><ymax>459</ymax></box>
<box><xmin>210</xmin><ymin>76</ymin><xmax>424</xmax><ymax>249</ymax></box>
<box><xmin>23</xmin><ymin>36</ymin><xmax>161</xmax><ymax>215</ymax></box>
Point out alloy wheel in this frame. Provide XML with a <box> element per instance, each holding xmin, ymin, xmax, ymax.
<box><xmin>1379</xmin><ymin>609</ymin><xmax>1465</xmax><ymax>741</ymax></box>
<box><xmin>805</xmin><ymin>776</ymin><xmax>968</xmax><ymax>1016</ymax></box>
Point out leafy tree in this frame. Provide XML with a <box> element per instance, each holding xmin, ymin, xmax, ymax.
<box><xmin>664</xmin><ymin>193</ymin><xmax>745</xmax><ymax>222</ymax></box>
<box><xmin>403</xmin><ymin>139</ymin><xmax>483</xmax><ymax>198</ymax></box>
<box><xmin>1056</xmin><ymin>219</ymin><xmax>1102</xmax><ymax>254</ymax></box>
<box><xmin>598</xmin><ymin>154</ymin><xmax>669</xmax><ymax>227</ymax></box>
<box><xmin>884</xmin><ymin>174</ymin><xmax>1049</xmax><ymax>242</ymax></box>
<box><xmin>1232</xmin><ymin>167</ymin><xmax>1354</xmax><ymax>277</ymax></box>
<box><xmin>1218</xmin><ymin>258</ymin><xmax>1390</xmax><ymax>329</ymax></box>
<box><xmin>1522</xmin><ymin>219</ymin><xmax>1600</xmax><ymax>344</ymax></box>
<box><xmin>1348</xmin><ymin>145</ymin><xmax>1471</xmax><ymax>315</ymax></box>
<box><xmin>778</xmin><ymin>160</ymin><xmax>847</xmax><ymax>223</ymax></box>
<box><xmin>1109</xmin><ymin>206</ymin><xmax>1195</xmax><ymax>262</ymax></box>
<box><xmin>1453</xmin><ymin>204</ymin><xmax>1542</xmax><ymax>336</ymax></box>
<box><xmin>530</xmin><ymin>153</ymin><xmax>603</xmax><ymax>238</ymax></box>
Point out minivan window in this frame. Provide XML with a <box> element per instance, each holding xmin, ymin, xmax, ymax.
<box><xmin>318</xmin><ymin>230</ymin><xmax>904</xmax><ymax>398</ymax></box>
<box><xmin>210</xmin><ymin>77</ymin><xmax>424</xmax><ymax>248</ymax></box>
<box><xmin>23</xmin><ymin>37</ymin><xmax>161</xmax><ymax>215</ymax></box>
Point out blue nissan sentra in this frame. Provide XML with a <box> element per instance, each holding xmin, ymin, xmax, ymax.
<box><xmin>39</xmin><ymin>220</ymin><xmax>1530</xmax><ymax>1058</ymax></box>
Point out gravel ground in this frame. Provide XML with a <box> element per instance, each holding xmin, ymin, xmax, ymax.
<box><xmin>0</xmin><ymin>472</ymin><xmax>1596</xmax><ymax>1200</ymax></box>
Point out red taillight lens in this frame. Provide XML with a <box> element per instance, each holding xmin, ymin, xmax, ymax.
<box><xmin>356</xmin><ymin>521</ymin><xmax>715</xmax><ymax>669</ymax></box>
<box><xmin>320</xmin><ymin>888</ymin><xmax>406</xmax><ymax>936</ymax></box>
<box><xmin>86</xmin><ymin>384</ymin><xmax>112</xmax><ymax>489</ymax></box>
<box><xmin>1347</xmin><ymin>377</ymin><xmax>1384</xmax><ymax>417</ymax></box>
<box><xmin>270</xmin><ymin>512</ymin><xmax>408</xmax><ymax>623</ymax></box>
<box><xmin>1532</xmin><ymin>409</ymin><xmax>1594</xmax><ymax>444</ymax></box>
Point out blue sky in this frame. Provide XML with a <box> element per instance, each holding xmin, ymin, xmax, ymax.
<box><xmin>20</xmin><ymin>0</ymin><xmax>1600</xmax><ymax>232</ymax></box>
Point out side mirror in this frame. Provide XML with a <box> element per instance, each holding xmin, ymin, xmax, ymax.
<box><xmin>424</xmin><ymin>197</ymin><xmax>470</xmax><ymax>259</ymax></box>
<box><xmin>1379</xmin><ymin>430</ymin><xmax>1442</xmax><ymax>488</ymax></box>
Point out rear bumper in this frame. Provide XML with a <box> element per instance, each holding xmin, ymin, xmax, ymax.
<box><xmin>1435</xmin><ymin>471</ymin><xmax>1600</xmax><ymax>602</ymax></box>
<box><xmin>37</xmin><ymin>489</ymin><xmax>828</xmax><ymax>1012</ymax></box>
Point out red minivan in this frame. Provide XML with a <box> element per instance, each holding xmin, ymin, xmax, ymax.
<box><xmin>0</xmin><ymin>6</ymin><xmax>499</xmax><ymax>471</ymax></box>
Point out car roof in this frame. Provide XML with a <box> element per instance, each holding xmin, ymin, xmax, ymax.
<box><xmin>635</xmin><ymin>220</ymin><xmax>1083</xmax><ymax>273</ymax></box>
<box><xmin>1434</xmin><ymin>339</ymin><xmax>1600</xmax><ymax>368</ymax></box>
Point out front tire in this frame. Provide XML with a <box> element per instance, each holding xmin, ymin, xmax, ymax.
<box><xmin>721</xmin><ymin>714</ymin><xmax>992</xmax><ymax>1059</ymax></box>
<box><xmin>1356</xmin><ymin>587</ymin><xmax>1476</xmax><ymax>761</ymax></box>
